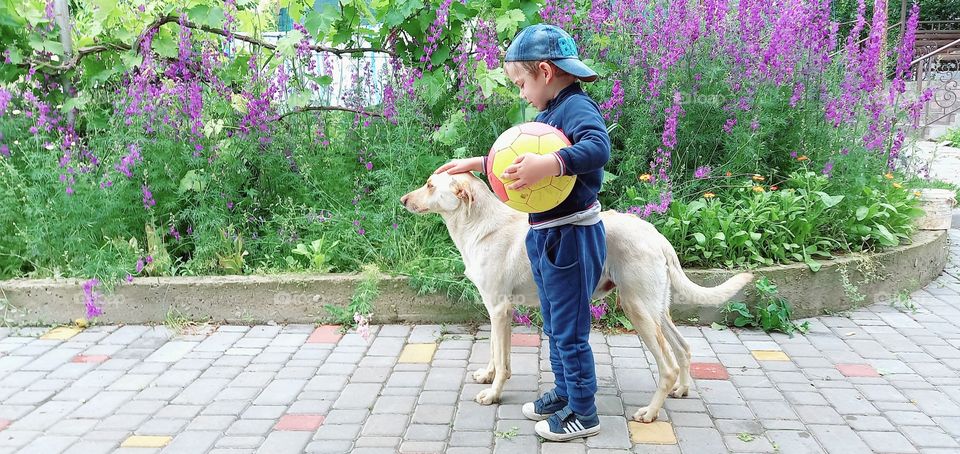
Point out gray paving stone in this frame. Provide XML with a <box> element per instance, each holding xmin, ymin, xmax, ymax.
<box><xmin>313</xmin><ymin>424</ymin><xmax>362</xmax><ymax>440</ymax></box>
<box><xmin>808</xmin><ymin>424</ymin><xmax>871</xmax><ymax>454</ymax></box>
<box><xmin>215</xmin><ymin>436</ymin><xmax>264</xmax><ymax>449</ymax></box>
<box><xmin>354</xmin><ymin>436</ymin><xmax>401</xmax><ymax>447</ymax></box>
<box><xmin>333</xmin><ymin>383</ymin><xmax>381</xmax><ymax>409</ymax></box>
<box><xmin>493</xmin><ymin>434</ymin><xmax>538</xmax><ymax>454</ymax></box>
<box><xmin>399</xmin><ymin>441</ymin><xmax>446</xmax><ymax>453</ymax></box>
<box><xmin>362</xmin><ymin>414</ymin><xmax>409</xmax><ymax>436</ymax></box>
<box><xmin>404</xmin><ymin>424</ymin><xmax>450</xmax><ymax>441</ymax></box>
<box><xmin>255</xmin><ymin>431</ymin><xmax>311</xmax><ymax>454</ymax></box>
<box><xmin>160</xmin><ymin>430</ymin><xmax>220</xmax><ymax>454</ymax></box>
<box><xmin>583</xmin><ymin>416</ymin><xmax>630</xmax><ymax>449</ymax></box>
<box><xmin>859</xmin><ymin>431</ymin><xmax>918</xmax><ymax>453</ymax></box>
<box><xmin>253</xmin><ymin>379</ymin><xmax>306</xmax><ymax>405</ymax></box>
<box><xmin>324</xmin><ymin>409</ymin><xmax>370</xmax><ymax>425</ymax></box>
<box><xmin>449</xmin><ymin>430</ymin><xmax>493</xmax><ymax>447</ymax></box>
<box><xmin>675</xmin><ymin>427</ymin><xmax>725</xmax><ymax>454</ymax></box>
<box><xmin>844</xmin><ymin>414</ymin><xmax>896</xmax><ymax>431</ymax></box>
<box><xmin>411</xmin><ymin>404</ymin><xmax>455</xmax><ymax>424</ymax></box>
<box><xmin>453</xmin><ymin>401</ymin><xmax>496</xmax><ymax>430</ymax></box>
<box><xmin>303</xmin><ymin>439</ymin><xmax>353</xmax><ymax>453</ymax></box>
<box><xmin>901</xmin><ymin>426</ymin><xmax>960</xmax><ymax>448</ymax></box>
<box><xmin>722</xmin><ymin>433</ymin><xmax>776</xmax><ymax>453</ymax></box>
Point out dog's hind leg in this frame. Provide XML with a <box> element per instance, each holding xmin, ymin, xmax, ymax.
<box><xmin>662</xmin><ymin>313</ymin><xmax>692</xmax><ymax>398</ymax></box>
<box><xmin>630</xmin><ymin>313</ymin><xmax>678</xmax><ymax>422</ymax></box>
<box><xmin>476</xmin><ymin>298</ymin><xmax>512</xmax><ymax>405</ymax></box>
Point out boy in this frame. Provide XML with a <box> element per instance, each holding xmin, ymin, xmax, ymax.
<box><xmin>435</xmin><ymin>24</ymin><xmax>610</xmax><ymax>441</ymax></box>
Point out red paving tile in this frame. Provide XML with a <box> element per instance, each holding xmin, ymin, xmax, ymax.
<box><xmin>837</xmin><ymin>363</ymin><xmax>880</xmax><ymax>377</ymax></box>
<box><xmin>71</xmin><ymin>354</ymin><xmax>110</xmax><ymax>363</ymax></box>
<box><xmin>689</xmin><ymin>362</ymin><xmax>730</xmax><ymax>380</ymax></box>
<box><xmin>511</xmin><ymin>333</ymin><xmax>541</xmax><ymax>347</ymax></box>
<box><xmin>275</xmin><ymin>414</ymin><xmax>325</xmax><ymax>431</ymax></box>
<box><xmin>307</xmin><ymin>325</ymin><xmax>342</xmax><ymax>344</ymax></box>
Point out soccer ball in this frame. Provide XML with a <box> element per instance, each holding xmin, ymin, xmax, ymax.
<box><xmin>486</xmin><ymin>122</ymin><xmax>577</xmax><ymax>213</ymax></box>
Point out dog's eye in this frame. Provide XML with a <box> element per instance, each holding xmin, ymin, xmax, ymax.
<box><xmin>426</xmin><ymin>182</ymin><xmax>434</xmax><ymax>190</ymax></box>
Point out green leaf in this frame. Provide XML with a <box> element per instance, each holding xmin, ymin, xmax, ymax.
<box><xmin>713</xmin><ymin>232</ymin><xmax>726</xmax><ymax>241</ymax></box>
<box><xmin>430</xmin><ymin>44</ymin><xmax>450</xmax><ymax>67</ymax></box>
<box><xmin>855</xmin><ymin>206</ymin><xmax>869</xmax><ymax>221</ymax></box>
<box><xmin>276</xmin><ymin>29</ymin><xmax>305</xmax><ymax>58</ymax></box>
<box><xmin>287</xmin><ymin>90</ymin><xmax>313</xmax><ymax>110</ymax></box>
<box><xmin>431</xmin><ymin>110</ymin><xmax>466</xmax><ymax>145</ymax></box>
<box><xmin>383</xmin><ymin>0</ymin><xmax>423</xmax><ymax>27</ymax></box>
<box><xmin>152</xmin><ymin>33</ymin><xmax>178</xmax><ymax>59</ymax></box>
<box><xmin>178</xmin><ymin>170</ymin><xmax>206</xmax><ymax>193</ymax></box>
<box><xmin>61</xmin><ymin>93</ymin><xmax>88</xmax><ymax>112</ymax></box>
<box><xmin>805</xmin><ymin>259</ymin><xmax>822</xmax><ymax>272</ymax></box>
<box><xmin>693</xmin><ymin>232</ymin><xmax>706</xmax><ymax>245</ymax></box>
<box><xmin>476</xmin><ymin>65</ymin><xmax>508</xmax><ymax>99</ymax></box>
<box><xmin>187</xmin><ymin>5</ymin><xmax>226</xmax><ymax>28</ymax></box>
<box><xmin>496</xmin><ymin>9</ymin><xmax>526</xmax><ymax>35</ymax></box>
<box><xmin>305</xmin><ymin>7</ymin><xmax>338</xmax><ymax>37</ymax></box>
<box><xmin>815</xmin><ymin>191</ymin><xmax>844</xmax><ymax>208</ymax></box>
<box><xmin>875</xmin><ymin>224</ymin><xmax>896</xmax><ymax>245</ymax></box>
<box><xmin>710</xmin><ymin>322</ymin><xmax>727</xmax><ymax>331</ymax></box>
<box><xmin>305</xmin><ymin>74</ymin><xmax>333</xmax><ymax>87</ymax></box>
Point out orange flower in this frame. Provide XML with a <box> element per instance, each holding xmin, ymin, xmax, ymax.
<box><xmin>913</xmin><ymin>191</ymin><xmax>922</xmax><ymax>197</ymax></box>
<box><xmin>725</xmin><ymin>171</ymin><xmax>732</xmax><ymax>177</ymax></box>
<box><xmin>884</xmin><ymin>172</ymin><xmax>894</xmax><ymax>179</ymax></box>
<box><xmin>703</xmin><ymin>192</ymin><xmax>716</xmax><ymax>199</ymax></box>
<box><xmin>796</xmin><ymin>155</ymin><xmax>809</xmax><ymax>162</ymax></box>
<box><xmin>752</xmin><ymin>174</ymin><xmax>765</xmax><ymax>181</ymax></box>
<box><xmin>893</xmin><ymin>182</ymin><xmax>903</xmax><ymax>189</ymax></box>
<box><xmin>770</xmin><ymin>185</ymin><xmax>779</xmax><ymax>191</ymax></box>
<box><xmin>639</xmin><ymin>173</ymin><xmax>652</xmax><ymax>182</ymax></box>
<box><xmin>752</xmin><ymin>185</ymin><xmax>765</xmax><ymax>193</ymax></box>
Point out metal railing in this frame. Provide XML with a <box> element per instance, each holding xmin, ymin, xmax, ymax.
<box><xmin>911</xmin><ymin>27</ymin><xmax>960</xmax><ymax>131</ymax></box>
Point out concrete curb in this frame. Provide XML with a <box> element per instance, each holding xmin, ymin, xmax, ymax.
<box><xmin>0</xmin><ymin>230</ymin><xmax>947</xmax><ymax>326</ymax></box>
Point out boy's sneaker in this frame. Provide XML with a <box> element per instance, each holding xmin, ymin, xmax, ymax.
<box><xmin>522</xmin><ymin>389</ymin><xmax>568</xmax><ymax>421</ymax></box>
<box><xmin>534</xmin><ymin>406</ymin><xmax>601</xmax><ymax>441</ymax></box>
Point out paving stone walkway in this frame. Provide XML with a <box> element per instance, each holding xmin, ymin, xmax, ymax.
<box><xmin>0</xmin><ymin>230</ymin><xmax>958</xmax><ymax>453</ymax></box>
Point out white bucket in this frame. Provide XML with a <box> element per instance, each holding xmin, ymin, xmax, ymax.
<box><xmin>917</xmin><ymin>189</ymin><xmax>956</xmax><ymax>230</ymax></box>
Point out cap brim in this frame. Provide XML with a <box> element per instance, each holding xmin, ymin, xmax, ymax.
<box><xmin>552</xmin><ymin>58</ymin><xmax>598</xmax><ymax>82</ymax></box>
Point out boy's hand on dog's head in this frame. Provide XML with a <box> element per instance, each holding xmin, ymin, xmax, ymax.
<box><xmin>434</xmin><ymin>157</ymin><xmax>483</xmax><ymax>175</ymax></box>
<box><xmin>502</xmin><ymin>153</ymin><xmax>561</xmax><ymax>190</ymax></box>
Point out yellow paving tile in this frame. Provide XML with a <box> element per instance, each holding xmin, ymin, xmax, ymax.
<box><xmin>629</xmin><ymin>420</ymin><xmax>677</xmax><ymax>444</ymax></box>
<box><xmin>751</xmin><ymin>350</ymin><xmax>790</xmax><ymax>361</ymax></box>
<box><xmin>398</xmin><ymin>343</ymin><xmax>436</xmax><ymax>363</ymax></box>
<box><xmin>120</xmin><ymin>435</ymin><xmax>172</xmax><ymax>448</ymax></box>
<box><xmin>40</xmin><ymin>326</ymin><xmax>82</xmax><ymax>340</ymax></box>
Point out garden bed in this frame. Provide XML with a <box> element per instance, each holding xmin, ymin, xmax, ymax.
<box><xmin>0</xmin><ymin>230</ymin><xmax>946</xmax><ymax>327</ymax></box>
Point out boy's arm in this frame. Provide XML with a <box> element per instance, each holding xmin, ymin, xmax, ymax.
<box><xmin>434</xmin><ymin>156</ymin><xmax>485</xmax><ymax>175</ymax></box>
<box><xmin>554</xmin><ymin>97</ymin><xmax>610</xmax><ymax>175</ymax></box>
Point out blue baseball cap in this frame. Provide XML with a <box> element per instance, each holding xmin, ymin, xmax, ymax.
<box><xmin>505</xmin><ymin>24</ymin><xmax>598</xmax><ymax>82</ymax></box>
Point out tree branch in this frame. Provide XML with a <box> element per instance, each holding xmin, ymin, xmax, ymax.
<box><xmin>276</xmin><ymin>105</ymin><xmax>385</xmax><ymax>122</ymax></box>
<box><xmin>26</xmin><ymin>14</ymin><xmax>396</xmax><ymax>72</ymax></box>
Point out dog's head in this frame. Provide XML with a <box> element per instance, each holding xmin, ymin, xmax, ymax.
<box><xmin>400</xmin><ymin>172</ymin><xmax>476</xmax><ymax>214</ymax></box>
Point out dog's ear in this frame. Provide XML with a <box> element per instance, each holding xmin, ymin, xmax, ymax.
<box><xmin>454</xmin><ymin>180</ymin><xmax>475</xmax><ymax>205</ymax></box>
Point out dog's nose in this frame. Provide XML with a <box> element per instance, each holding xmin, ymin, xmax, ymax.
<box><xmin>400</xmin><ymin>194</ymin><xmax>408</xmax><ymax>206</ymax></box>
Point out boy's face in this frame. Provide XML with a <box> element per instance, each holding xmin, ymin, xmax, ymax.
<box><xmin>507</xmin><ymin>62</ymin><xmax>553</xmax><ymax>111</ymax></box>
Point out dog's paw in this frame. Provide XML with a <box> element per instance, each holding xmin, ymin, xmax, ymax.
<box><xmin>473</xmin><ymin>368</ymin><xmax>494</xmax><ymax>384</ymax></box>
<box><xmin>632</xmin><ymin>406</ymin><xmax>660</xmax><ymax>423</ymax></box>
<box><xmin>475</xmin><ymin>388</ymin><xmax>500</xmax><ymax>405</ymax></box>
<box><xmin>669</xmin><ymin>383</ymin><xmax>689</xmax><ymax>398</ymax></box>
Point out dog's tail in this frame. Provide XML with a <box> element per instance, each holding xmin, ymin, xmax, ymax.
<box><xmin>663</xmin><ymin>242</ymin><xmax>754</xmax><ymax>306</ymax></box>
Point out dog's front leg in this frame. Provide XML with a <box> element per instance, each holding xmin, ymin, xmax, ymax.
<box><xmin>475</xmin><ymin>296</ymin><xmax>512</xmax><ymax>405</ymax></box>
<box><xmin>472</xmin><ymin>296</ymin><xmax>499</xmax><ymax>385</ymax></box>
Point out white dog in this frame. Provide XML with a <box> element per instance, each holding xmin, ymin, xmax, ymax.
<box><xmin>401</xmin><ymin>172</ymin><xmax>753</xmax><ymax>422</ymax></box>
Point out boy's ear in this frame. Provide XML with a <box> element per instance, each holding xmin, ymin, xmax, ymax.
<box><xmin>538</xmin><ymin>61</ymin><xmax>553</xmax><ymax>83</ymax></box>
